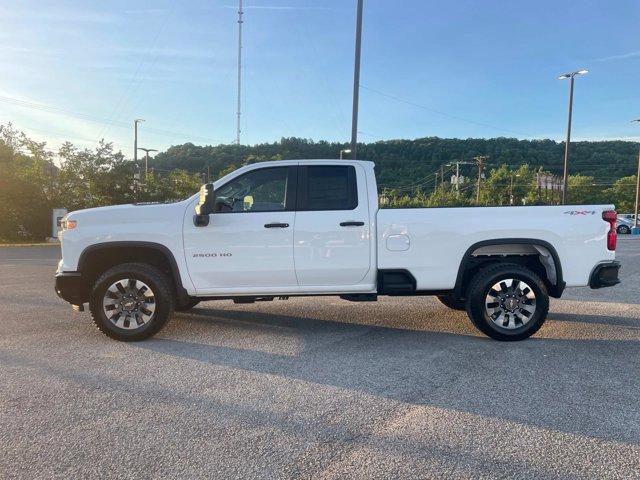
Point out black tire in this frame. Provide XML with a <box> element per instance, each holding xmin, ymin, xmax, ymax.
<box><xmin>617</xmin><ymin>225</ymin><xmax>630</xmax><ymax>234</ymax></box>
<box><xmin>436</xmin><ymin>293</ymin><xmax>466</xmax><ymax>311</ymax></box>
<box><xmin>89</xmin><ymin>263</ymin><xmax>174</xmax><ymax>341</ymax></box>
<box><xmin>175</xmin><ymin>297</ymin><xmax>200</xmax><ymax>312</ymax></box>
<box><xmin>465</xmin><ymin>263</ymin><xmax>549</xmax><ymax>341</ymax></box>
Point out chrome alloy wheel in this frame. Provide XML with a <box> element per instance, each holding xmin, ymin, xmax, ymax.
<box><xmin>484</xmin><ymin>278</ymin><xmax>536</xmax><ymax>330</ymax></box>
<box><xmin>102</xmin><ymin>278</ymin><xmax>156</xmax><ymax>330</ymax></box>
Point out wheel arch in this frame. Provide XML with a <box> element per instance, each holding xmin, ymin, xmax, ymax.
<box><xmin>453</xmin><ymin>239</ymin><xmax>565</xmax><ymax>299</ymax></box>
<box><xmin>78</xmin><ymin>241</ymin><xmax>189</xmax><ymax>302</ymax></box>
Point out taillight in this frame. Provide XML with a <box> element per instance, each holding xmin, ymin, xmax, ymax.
<box><xmin>602</xmin><ymin>210</ymin><xmax>617</xmax><ymax>251</ymax></box>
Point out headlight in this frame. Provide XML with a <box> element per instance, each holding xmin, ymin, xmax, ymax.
<box><xmin>61</xmin><ymin>219</ymin><xmax>77</xmax><ymax>230</ymax></box>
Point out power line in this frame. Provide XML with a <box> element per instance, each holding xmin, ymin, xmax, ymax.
<box><xmin>360</xmin><ymin>85</ymin><xmax>531</xmax><ymax>137</ymax></box>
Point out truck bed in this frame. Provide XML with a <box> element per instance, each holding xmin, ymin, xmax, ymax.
<box><xmin>376</xmin><ymin>205</ymin><xmax>615</xmax><ymax>290</ymax></box>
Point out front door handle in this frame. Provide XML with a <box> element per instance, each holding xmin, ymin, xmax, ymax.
<box><xmin>264</xmin><ymin>222</ymin><xmax>289</xmax><ymax>228</ymax></box>
<box><xmin>340</xmin><ymin>221</ymin><xmax>365</xmax><ymax>227</ymax></box>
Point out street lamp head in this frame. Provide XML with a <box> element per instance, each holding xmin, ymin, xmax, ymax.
<box><xmin>134</xmin><ymin>118</ymin><xmax>145</xmax><ymax>123</ymax></box>
<box><xmin>342</xmin><ymin>149</ymin><xmax>352</xmax><ymax>153</ymax></box>
<box><xmin>557</xmin><ymin>69</ymin><xmax>588</xmax><ymax>80</ymax></box>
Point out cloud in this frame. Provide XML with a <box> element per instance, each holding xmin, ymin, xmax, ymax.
<box><xmin>592</xmin><ymin>51</ymin><xmax>640</xmax><ymax>62</ymax></box>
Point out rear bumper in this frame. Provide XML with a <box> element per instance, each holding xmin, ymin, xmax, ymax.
<box><xmin>55</xmin><ymin>272</ymin><xmax>89</xmax><ymax>305</ymax></box>
<box><xmin>589</xmin><ymin>261</ymin><xmax>621</xmax><ymax>289</ymax></box>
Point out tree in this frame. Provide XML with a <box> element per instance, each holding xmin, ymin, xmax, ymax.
<box><xmin>602</xmin><ymin>175</ymin><xmax>636</xmax><ymax>212</ymax></box>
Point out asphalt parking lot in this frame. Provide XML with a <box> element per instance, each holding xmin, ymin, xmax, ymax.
<box><xmin>1</xmin><ymin>240</ymin><xmax>639</xmax><ymax>479</ymax></box>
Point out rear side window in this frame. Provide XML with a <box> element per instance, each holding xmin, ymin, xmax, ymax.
<box><xmin>298</xmin><ymin>166</ymin><xmax>358</xmax><ymax>211</ymax></box>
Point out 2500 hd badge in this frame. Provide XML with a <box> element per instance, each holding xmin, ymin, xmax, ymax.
<box><xmin>192</xmin><ymin>253</ymin><xmax>232</xmax><ymax>258</ymax></box>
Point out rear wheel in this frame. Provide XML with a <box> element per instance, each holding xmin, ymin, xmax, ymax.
<box><xmin>89</xmin><ymin>263</ymin><xmax>174</xmax><ymax>341</ymax></box>
<box><xmin>436</xmin><ymin>293</ymin><xmax>465</xmax><ymax>311</ymax></box>
<box><xmin>465</xmin><ymin>263</ymin><xmax>549</xmax><ymax>341</ymax></box>
<box><xmin>617</xmin><ymin>225</ymin><xmax>630</xmax><ymax>234</ymax></box>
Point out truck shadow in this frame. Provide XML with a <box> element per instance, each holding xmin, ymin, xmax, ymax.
<box><xmin>135</xmin><ymin>306</ymin><xmax>640</xmax><ymax>446</ymax></box>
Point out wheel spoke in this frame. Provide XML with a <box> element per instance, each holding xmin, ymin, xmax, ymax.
<box><xmin>106</xmin><ymin>290</ymin><xmax>119</xmax><ymax>300</ymax></box>
<box><xmin>519</xmin><ymin>308</ymin><xmax>532</xmax><ymax>318</ymax></box>
<box><xmin>499</xmin><ymin>281</ymin><xmax>508</xmax><ymax>292</ymax></box>
<box><xmin>115</xmin><ymin>282</ymin><xmax>126</xmax><ymax>294</ymax></box>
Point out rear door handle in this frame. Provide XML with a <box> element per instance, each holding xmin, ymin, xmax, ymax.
<box><xmin>340</xmin><ymin>221</ymin><xmax>365</xmax><ymax>227</ymax></box>
<box><xmin>264</xmin><ymin>222</ymin><xmax>289</xmax><ymax>228</ymax></box>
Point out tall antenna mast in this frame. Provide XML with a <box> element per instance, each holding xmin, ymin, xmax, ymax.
<box><xmin>236</xmin><ymin>0</ymin><xmax>243</xmax><ymax>149</ymax></box>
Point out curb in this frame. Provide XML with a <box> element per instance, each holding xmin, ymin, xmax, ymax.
<box><xmin>0</xmin><ymin>242</ymin><xmax>60</xmax><ymax>248</ymax></box>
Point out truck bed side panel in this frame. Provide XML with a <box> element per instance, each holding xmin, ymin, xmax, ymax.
<box><xmin>376</xmin><ymin>205</ymin><xmax>615</xmax><ymax>290</ymax></box>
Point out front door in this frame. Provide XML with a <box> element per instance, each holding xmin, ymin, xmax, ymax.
<box><xmin>293</xmin><ymin>164</ymin><xmax>371</xmax><ymax>286</ymax></box>
<box><xmin>183</xmin><ymin>166</ymin><xmax>298</xmax><ymax>293</ymax></box>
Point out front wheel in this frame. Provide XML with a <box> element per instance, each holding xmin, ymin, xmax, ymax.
<box><xmin>617</xmin><ymin>225</ymin><xmax>630</xmax><ymax>234</ymax></box>
<box><xmin>465</xmin><ymin>263</ymin><xmax>549</xmax><ymax>341</ymax></box>
<box><xmin>89</xmin><ymin>263</ymin><xmax>175</xmax><ymax>341</ymax></box>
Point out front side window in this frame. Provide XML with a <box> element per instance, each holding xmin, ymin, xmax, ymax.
<box><xmin>300</xmin><ymin>165</ymin><xmax>358</xmax><ymax>211</ymax></box>
<box><xmin>214</xmin><ymin>167</ymin><xmax>289</xmax><ymax>213</ymax></box>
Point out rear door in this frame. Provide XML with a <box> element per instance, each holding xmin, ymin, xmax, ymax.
<box><xmin>293</xmin><ymin>163</ymin><xmax>371</xmax><ymax>286</ymax></box>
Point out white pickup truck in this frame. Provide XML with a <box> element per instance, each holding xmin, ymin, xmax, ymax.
<box><xmin>55</xmin><ymin>159</ymin><xmax>621</xmax><ymax>342</ymax></box>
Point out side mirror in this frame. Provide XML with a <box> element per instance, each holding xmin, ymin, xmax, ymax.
<box><xmin>194</xmin><ymin>184</ymin><xmax>215</xmax><ymax>227</ymax></box>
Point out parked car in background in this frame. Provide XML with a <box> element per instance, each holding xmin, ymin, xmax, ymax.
<box><xmin>616</xmin><ymin>216</ymin><xmax>634</xmax><ymax>234</ymax></box>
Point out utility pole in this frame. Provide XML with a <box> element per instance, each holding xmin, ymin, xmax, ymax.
<box><xmin>350</xmin><ymin>0</ymin><xmax>364</xmax><ymax>159</ymax></box>
<box><xmin>236</xmin><ymin>0</ymin><xmax>244</xmax><ymax>149</ymax></box>
<box><xmin>137</xmin><ymin>147</ymin><xmax>158</xmax><ymax>182</ymax></box>
<box><xmin>510</xmin><ymin>173</ymin><xmax>520</xmax><ymax>205</ymax></box>
<box><xmin>473</xmin><ymin>155</ymin><xmax>488</xmax><ymax>204</ymax></box>
<box><xmin>446</xmin><ymin>160</ymin><xmax>475</xmax><ymax>197</ymax></box>
<box><xmin>440</xmin><ymin>164</ymin><xmax>444</xmax><ymax>187</ymax></box>
<box><xmin>632</xmin><ymin>119</ymin><xmax>640</xmax><ymax>229</ymax></box>
<box><xmin>558</xmin><ymin>69</ymin><xmax>588</xmax><ymax>204</ymax></box>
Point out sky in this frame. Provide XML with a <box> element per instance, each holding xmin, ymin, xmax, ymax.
<box><xmin>1</xmin><ymin>0</ymin><xmax>639</xmax><ymax>156</ymax></box>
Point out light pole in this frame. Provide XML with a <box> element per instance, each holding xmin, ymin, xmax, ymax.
<box><xmin>558</xmin><ymin>69</ymin><xmax>588</xmax><ymax>204</ymax></box>
<box><xmin>350</xmin><ymin>0</ymin><xmax>364</xmax><ymax>159</ymax></box>
<box><xmin>137</xmin><ymin>147</ymin><xmax>158</xmax><ymax>181</ymax></box>
<box><xmin>134</xmin><ymin>119</ymin><xmax>145</xmax><ymax>165</ymax></box>
<box><xmin>631</xmin><ymin>119</ymin><xmax>640</xmax><ymax>229</ymax></box>
<box><xmin>236</xmin><ymin>0</ymin><xmax>243</xmax><ymax>149</ymax></box>
<box><xmin>133</xmin><ymin>119</ymin><xmax>144</xmax><ymax>202</ymax></box>
<box><xmin>340</xmin><ymin>148</ymin><xmax>351</xmax><ymax>160</ymax></box>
